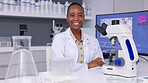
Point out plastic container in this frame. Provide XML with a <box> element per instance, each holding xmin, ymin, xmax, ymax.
<box><xmin>9</xmin><ymin>0</ymin><xmax>15</xmax><ymax>12</ymax></box>
<box><xmin>21</xmin><ymin>0</ymin><xmax>26</xmax><ymax>13</ymax></box>
<box><xmin>3</xmin><ymin>0</ymin><xmax>9</xmax><ymax>12</ymax></box>
<box><xmin>49</xmin><ymin>0</ymin><xmax>53</xmax><ymax>15</ymax></box>
<box><xmin>40</xmin><ymin>0</ymin><xmax>45</xmax><ymax>14</ymax></box>
<box><xmin>57</xmin><ymin>2</ymin><xmax>61</xmax><ymax>15</ymax></box>
<box><xmin>35</xmin><ymin>1</ymin><xmax>40</xmax><ymax>14</ymax></box>
<box><xmin>0</xmin><ymin>0</ymin><xmax>3</xmax><ymax>11</ymax></box>
<box><xmin>50</xmin><ymin>57</ymin><xmax>72</xmax><ymax>77</ymax></box>
<box><xmin>15</xmin><ymin>0</ymin><xmax>21</xmax><ymax>13</ymax></box>
<box><xmin>30</xmin><ymin>0</ymin><xmax>35</xmax><ymax>13</ymax></box>
<box><xmin>53</xmin><ymin>2</ymin><xmax>57</xmax><ymax>15</ymax></box>
<box><xmin>44</xmin><ymin>0</ymin><xmax>49</xmax><ymax>14</ymax></box>
<box><xmin>82</xmin><ymin>3</ymin><xmax>86</xmax><ymax>15</ymax></box>
<box><xmin>64</xmin><ymin>1</ymin><xmax>69</xmax><ymax>15</ymax></box>
<box><xmin>4</xmin><ymin>36</ymin><xmax>39</xmax><ymax>83</ymax></box>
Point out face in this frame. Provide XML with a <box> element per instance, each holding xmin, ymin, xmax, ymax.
<box><xmin>67</xmin><ymin>5</ymin><xmax>85</xmax><ymax>30</ymax></box>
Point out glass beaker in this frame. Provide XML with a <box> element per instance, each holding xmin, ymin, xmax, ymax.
<box><xmin>4</xmin><ymin>36</ymin><xmax>39</xmax><ymax>83</ymax></box>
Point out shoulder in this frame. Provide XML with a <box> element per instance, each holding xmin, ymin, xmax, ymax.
<box><xmin>53</xmin><ymin>32</ymin><xmax>65</xmax><ymax>41</ymax></box>
<box><xmin>53</xmin><ymin>28</ymin><xmax>70</xmax><ymax>41</ymax></box>
<box><xmin>84</xmin><ymin>33</ymin><xmax>98</xmax><ymax>42</ymax></box>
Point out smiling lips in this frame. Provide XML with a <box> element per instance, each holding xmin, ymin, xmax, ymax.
<box><xmin>73</xmin><ymin>22</ymin><xmax>79</xmax><ymax>25</ymax></box>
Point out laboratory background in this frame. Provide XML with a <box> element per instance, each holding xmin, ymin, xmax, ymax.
<box><xmin>0</xmin><ymin>0</ymin><xmax>148</xmax><ymax>83</ymax></box>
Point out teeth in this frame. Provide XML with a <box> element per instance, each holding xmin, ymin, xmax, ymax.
<box><xmin>73</xmin><ymin>23</ymin><xmax>79</xmax><ymax>25</ymax></box>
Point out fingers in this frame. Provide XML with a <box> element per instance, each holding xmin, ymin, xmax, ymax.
<box><xmin>98</xmin><ymin>61</ymin><xmax>105</xmax><ymax>66</ymax></box>
<box><xmin>96</xmin><ymin>58</ymin><xmax>105</xmax><ymax>66</ymax></box>
<box><xmin>96</xmin><ymin>58</ymin><xmax>102</xmax><ymax>61</ymax></box>
<box><xmin>88</xmin><ymin>58</ymin><xmax>105</xmax><ymax>68</ymax></box>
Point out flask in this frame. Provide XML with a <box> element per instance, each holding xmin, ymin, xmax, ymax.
<box><xmin>4</xmin><ymin>36</ymin><xmax>39</xmax><ymax>83</ymax></box>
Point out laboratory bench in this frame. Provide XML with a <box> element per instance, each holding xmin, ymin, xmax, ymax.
<box><xmin>0</xmin><ymin>55</ymin><xmax>147</xmax><ymax>83</ymax></box>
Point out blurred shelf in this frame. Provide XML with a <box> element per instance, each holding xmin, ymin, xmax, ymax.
<box><xmin>0</xmin><ymin>11</ymin><xmax>92</xmax><ymax>20</ymax></box>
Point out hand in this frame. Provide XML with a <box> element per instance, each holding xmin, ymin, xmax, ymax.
<box><xmin>88</xmin><ymin>58</ymin><xmax>105</xmax><ymax>69</ymax></box>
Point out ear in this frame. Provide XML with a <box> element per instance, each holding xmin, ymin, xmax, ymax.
<box><xmin>66</xmin><ymin>18</ymin><xmax>68</xmax><ymax>23</ymax></box>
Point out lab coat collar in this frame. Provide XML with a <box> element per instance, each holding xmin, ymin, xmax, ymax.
<box><xmin>82</xmin><ymin>30</ymin><xmax>90</xmax><ymax>47</ymax></box>
<box><xmin>70</xmin><ymin>28</ymin><xmax>84</xmax><ymax>42</ymax></box>
<box><xmin>64</xmin><ymin>28</ymin><xmax>90</xmax><ymax>47</ymax></box>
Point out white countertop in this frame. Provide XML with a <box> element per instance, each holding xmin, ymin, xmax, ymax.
<box><xmin>42</xmin><ymin>56</ymin><xmax>148</xmax><ymax>83</ymax></box>
<box><xmin>0</xmin><ymin>56</ymin><xmax>148</xmax><ymax>83</ymax></box>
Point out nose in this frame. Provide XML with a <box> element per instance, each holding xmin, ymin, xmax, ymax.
<box><xmin>73</xmin><ymin>15</ymin><xmax>79</xmax><ymax>20</ymax></box>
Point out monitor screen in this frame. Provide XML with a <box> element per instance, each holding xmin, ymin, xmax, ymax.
<box><xmin>96</xmin><ymin>10</ymin><xmax>148</xmax><ymax>55</ymax></box>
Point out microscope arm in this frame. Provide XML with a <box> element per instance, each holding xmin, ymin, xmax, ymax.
<box><xmin>117</xmin><ymin>35</ymin><xmax>139</xmax><ymax>63</ymax></box>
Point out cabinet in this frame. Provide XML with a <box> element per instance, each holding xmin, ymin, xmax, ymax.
<box><xmin>89</xmin><ymin>0</ymin><xmax>147</xmax><ymax>15</ymax></box>
<box><xmin>114</xmin><ymin>0</ymin><xmax>144</xmax><ymax>13</ymax></box>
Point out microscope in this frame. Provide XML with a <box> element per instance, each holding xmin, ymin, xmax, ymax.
<box><xmin>50</xmin><ymin>20</ymin><xmax>63</xmax><ymax>41</ymax></box>
<box><xmin>95</xmin><ymin>20</ymin><xmax>139</xmax><ymax>77</ymax></box>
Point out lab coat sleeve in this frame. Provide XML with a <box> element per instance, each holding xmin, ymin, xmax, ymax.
<box><xmin>88</xmin><ymin>38</ymin><xmax>104</xmax><ymax>71</ymax></box>
<box><xmin>72</xmin><ymin>63</ymin><xmax>88</xmax><ymax>72</ymax></box>
<box><xmin>73</xmin><ymin>37</ymin><xmax>104</xmax><ymax>72</ymax></box>
<box><xmin>94</xmin><ymin>38</ymin><xmax>104</xmax><ymax>61</ymax></box>
<box><xmin>51</xmin><ymin>33</ymin><xmax>65</xmax><ymax>58</ymax></box>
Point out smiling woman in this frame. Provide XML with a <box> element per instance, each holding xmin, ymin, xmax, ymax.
<box><xmin>51</xmin><ymin>2</ymin><xmax>104</xmax><ymax>72</ymax></box>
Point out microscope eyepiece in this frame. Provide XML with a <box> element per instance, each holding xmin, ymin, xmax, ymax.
<box><xmin>95</xmin><ymin>23</ymin><xmax>107</xmax><ymax>36</ymax></box>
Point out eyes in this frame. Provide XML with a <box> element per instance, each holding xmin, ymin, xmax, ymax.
<box><xmin>68</xmin><ymin>13</ymin><xmax>84</xmax><ymax>18</ymax></box>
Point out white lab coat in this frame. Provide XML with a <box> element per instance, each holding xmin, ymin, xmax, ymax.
<box><xmin>51</xmin><ymin>28</ymin><xmax>103</xmax><ymax>72</ymax></box>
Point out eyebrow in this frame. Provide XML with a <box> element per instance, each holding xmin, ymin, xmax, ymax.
<box><xmin>69</xmin><ymin>12</ymin><xmax>84</xmax><ymax>14</ymax></box>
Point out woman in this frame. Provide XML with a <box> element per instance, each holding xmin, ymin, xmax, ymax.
<box><xmin>52</xmin><ymin>2</ymin><xmax>104</xmax><ymax>72</ymax></box>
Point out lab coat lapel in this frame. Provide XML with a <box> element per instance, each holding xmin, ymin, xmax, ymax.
<box><xmin>83</xmin><ymin>33</ymin><xmax>90</xmax><ymax>47</ymax></box>
<box><xmin>64</xmin><ymin>28</ymin><xmax>77</xmax><ymax>49</ymax></box>
<box><xmin>83</xmin><ymin>33</ymin><xmax>90</xmax><ymax>63</ymax></box>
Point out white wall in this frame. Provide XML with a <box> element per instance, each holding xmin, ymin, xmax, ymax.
<box><xmin>83</xmin><ymin>0</ymin><xmax>113</xmax><ymax>37</ymax></box>
<box><xmin>114</xmin><ymin>0</ymin><xmax>144</xmax><ymax>13</ymax></box>
<box><xmin>144</xmin><ymin>0</ymin><xmax>148</xmax><ymax>10</ymax></box>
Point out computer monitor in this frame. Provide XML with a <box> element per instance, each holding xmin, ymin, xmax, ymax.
<box><xmin>96</xmin><ymin>10</ymin><xmax>148</xmax><ymax>55</ymax></box>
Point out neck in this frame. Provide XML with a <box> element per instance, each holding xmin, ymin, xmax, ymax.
<box><xmin>71</xmin><ymin>28</ymin><xmax>81</xmax><ymax>40</ymax></box>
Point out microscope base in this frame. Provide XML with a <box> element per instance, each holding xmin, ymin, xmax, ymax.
<box><xmin>102</xmin><ymin>64</ymin><xmax>137</xmax><ymax>78</ymax></box>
